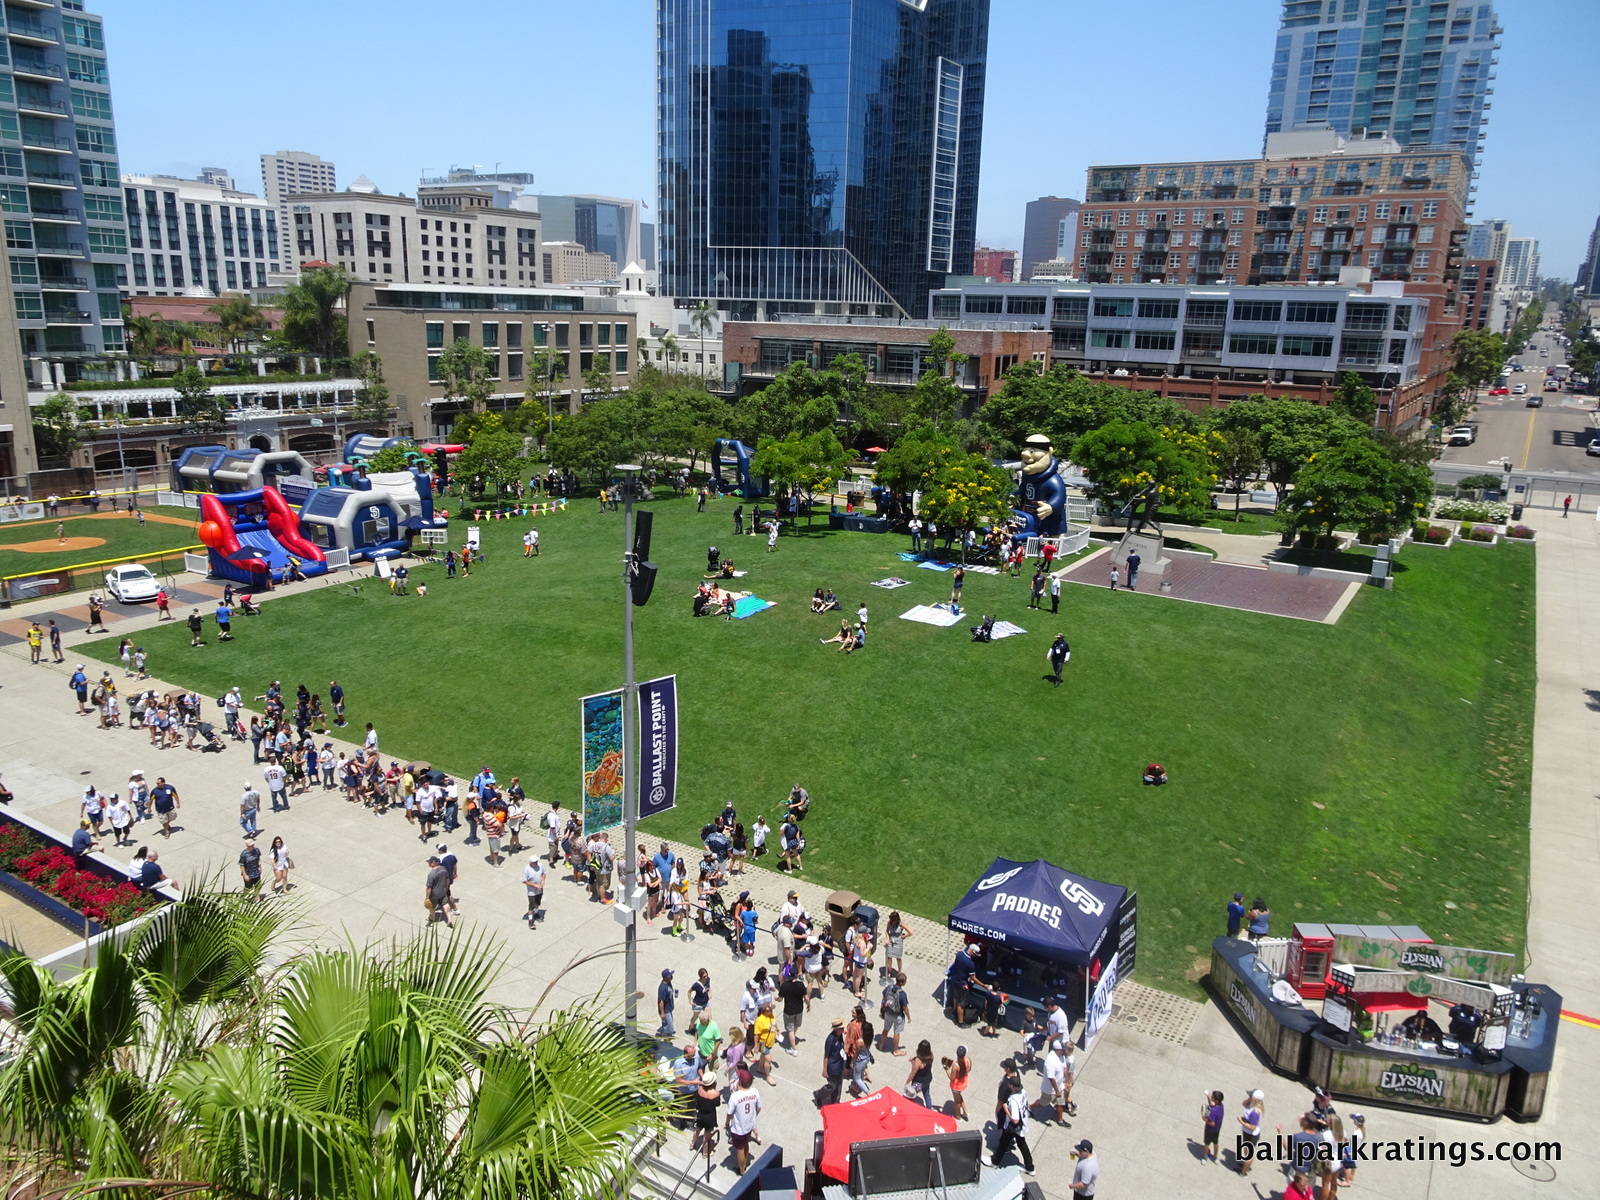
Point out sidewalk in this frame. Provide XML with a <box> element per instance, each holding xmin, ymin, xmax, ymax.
<box><xmin>0</xmin><ymin>524</ymin><xmax>1596</xmax><ymax>1198</ymax></box>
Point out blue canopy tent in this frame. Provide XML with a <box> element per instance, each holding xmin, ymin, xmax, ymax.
<box><xmin>948</xmin><ymin>857</ymin><xmax>1126</xmax><ymax>966</ymax></box>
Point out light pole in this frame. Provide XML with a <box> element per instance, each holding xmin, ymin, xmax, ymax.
<box><xmin>618</xmin><ymin>463</ymin><xmax>643</xmax><ymax>1035</ymax></box>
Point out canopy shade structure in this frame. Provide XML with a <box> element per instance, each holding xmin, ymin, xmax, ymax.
<box><xmin>819</xmin><ymin>1087</ymin><xmax>959</xmax><ymax>1182</ymax></box>
<box><xmin>947</xmin><ymin>857</ymin><xmax>1126</xmax><ymax>966</ymax></box>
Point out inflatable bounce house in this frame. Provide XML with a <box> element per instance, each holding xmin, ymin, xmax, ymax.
<box><xmin>196</xmin><ymin>489</ymin><xmax>329</xmax><ymax>587</ymax></box>
<box><xmin>173</xmin><ymin>446</ymin><xmax>315</xmax><ymax>494</ymax></box>
<box><xmin>710</xmin><ymin>438</ymin><xmax>770</xmax><ymax>499</ymax></box>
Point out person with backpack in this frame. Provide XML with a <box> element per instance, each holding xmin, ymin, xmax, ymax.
<box><xmin>880</xmin><ymin>971</ymin><xmax>910</xmax><ymax>1056</ymax></box>
<box><xmin>779</xmin><ymin>816</ymin><xmax>805</xmax><ymax>872</ymax></box>
<box><xmin>70</xmin><ymin>664</ymin><xmax>90</xmax><ymax>714</ymax></box>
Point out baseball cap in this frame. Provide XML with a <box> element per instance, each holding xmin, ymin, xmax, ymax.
<box><xmin>1075</xmin><ymin>1140</ymin><xmax>1093</xmax><ymax>1153</ymax></box>
<box><xmin>736</xmin><ymin>1069</ymin><xmax>753</xmax><ymax>1088</ymax></box>
<box><xmin>437</xmin><ymin>843</ymin><xmax>449</xmax><ymax>852</ymax></box>
<box><xmin>662</xmin><ymin>968</ymin><xmax>674</xmax><ymax>978</ymax></box>
<box><xmin>1249</xmin><ymin>1089</ymin><xmax>1264</xmax><ymax>1100</ymax></box>
<box><xmin>1233</xmin><ymin>892</ymin><xmax>1244</xmax><ymax>900</ymax></box>
<box><xmin>427</xmin><ymin>855</ymin><xmax>440</xmax><ymax>864</ymax></box>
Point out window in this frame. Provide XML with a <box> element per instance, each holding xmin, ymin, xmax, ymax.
<box><xmin>366</xmin><ymin>318</ymin><xmax>375</xmax><ymax>345</ymax></box>
<box><xmin>1285</xmin><ymin>301</ymin><xmax>1338</xmax><ymax>323</ymax></box>
<box><xmin>452</xmin><ymin>322</ymin><xmax>469</xmax><ymax>344</ymax></box>
<box><xmin>579</xmin><ymin>323</ymin><xmax>593</xmax><ymax>347</ymax></box>
<box><xmin>1388</xmin><ymin>338</ymin><xmax>1408</xmax><ymax>365</ymax></box>
<box><xmin>83</xmin><ymin>196</ymin><xmax>122</xmax><ymax>222</ymax></box>
<box><xmin>1344</xmin><ymin>303</ymin><xmax>1388</xmax><ymax>330</ymax></box>
<box><xmin>1281</xmin><ymin>335</ymin><xmax>1333</xmax><ymax>357</ymax></box>
<box><xmin>9</xmin><ymin>255</ymin><xmax>37</xmax><ymax>285</ymax></box>
<box><xmin>1133</xmin><ymin>330</ymin><xmax>1175</xmax><ymax>350</ymax></box>
<box><xmin>1231</xmin><ymin>300</ymin><xmax>1282</xmax><ymax>322</ymax></box>
<box><xmin>11</xmin><ymin>290</ymin><xmax>41</xmax><ymax>320</ymax></box>
<box><xmin>505</xmin><ymin>323</ymin><xmax>521</xmax><ymax>349</ymax></box>
<box><xmin>580</xmin><ymin>352</ymin><xmax>594</xmax><ymax>373</ymax></box>
<box><xmin>62</xmin><ymin>16</ymin><xmax>105</xmax><ymax>48</ymax></box>
<box><xmin>481</xmin><ymin>323</ymin><xmax>498</xmax><ymax>348</ymax></box>
<box><xmin>4</xmin><ymin>220</ymin><xmax>31</xmax><ymax>249</ymax></box>
<box><xmin>425</xmin><ymin>322</ymin><xmax>444</xmax><ymax>349</ymax></box>
<box><xmin>1391</xmin><ymin>306</ymin><xmax>1411</xmax><ymax>331</ymax></box>
<box><xmin>1089</xmin><ymin>330</ymin><xmax>1128</xmax><ymax>348</ymax></box>
<box><xmin>932</xmin><ymin>293</ymin><xmax>961</xmax><ymax>319</ymax></box>
<box><xmin>75</xmin><ymin>127</ymin><xmax>116</xmax><ymax>156</ymax></box>
<box><xmin>1005</xmin><ymin>295</ymin><xmax>1046</xmax><ymax>315</ymax></box>
<box><xmin>1225</xmin><ymin>253</ymin><xmax>1240</xmax><ymax>270</ymax></box>
<box><xmin>1184</xmin><ymin>299</ymin><xmax>1228</xmax><ymax>326</ymax></box>
<box><xmin>1312</xmin><ymin>206</ymin><xmax>1329</xmax><ymax>223</ymax></box>
<box><xmin>80</xmin><ymin>161</ymin><xmax>118</xmax><ymax>188</ymax></box>
<box><xmin>1053</xmin><ymin>298</ymin><xmax>1089</xmax><ymax>322</ymax></box>
<box><xmin>1093</xmin><ymin>297</ymin><xmax>1134</xmax><ymax>317</ymax></box>
<box><xmin>554</xmin><ymin>323</ymin><xmax>569</xmax><ymax>348</ymax></box>
<box><xmin>1136</xmin><ymin>299</ymin><xmax>1179</xmax><ymax>320</ymax></box>
<box><xmin>1419</xmin><ymin>225</ymin><xmax>1435</xmax><ymax>243</ymax></box>
<box><xmin>1116</xmin><ymin>210</ymin><xmax>1129</xmax><ymax>226</ymax></box>
<box><xmin>87</xmin><ymin>226</ymin><xmax>125</xmax><ymax>254</ymax></box>
<box><xmin>1114</xmin><ymin>232</ymin><xmax>1128</xmax><ymax>246</ymax></box>
<box><xmin>616</xmin><ymin>350</ymin><xmax>629</xmax><ymax>373</ymax></box>
<box><xmin>597</xmin><ymin>322</ymin><xmax>610</xmax><ymax>346</ymax></box>
<box><xmin>506</xmin><ymin>353</ymin><xmax>523</xmax><ymax>379</ymax></box>
<box><xmin>1373</xmin><ymin>200</ymin><xmax>1391</xmax><ymax>220</ymax></box>
<box><xmin>615</xmin><ymin>323</ymin><xmax>628</xmax><ymax>344</ymax></box>
<box><xmin>964</xmin><ymin>295</ymin><xmax>1003</xmax><ymax>314</ymax></box>
<box><xmin>427</xmin><ymin>356</ymin><xmax>441</xmax><ymax>382</ymax></box>
<box><xmin>1339</xmin><ymin>336</ymin><xmax>1383</xmax><ymax>364</ymax></box>
<box><xmin>66</xmin><ymin>53</ymin><xmax>107</xmax><ymax>84</ymax></box>
<box><xmin>1228</xmin><ymin>334</ymin><xmax>1277</xmax><ymax>355</ymax></box>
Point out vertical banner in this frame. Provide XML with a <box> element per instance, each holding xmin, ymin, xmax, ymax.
<box><xmin>637</xmin><ymin>675</ymin><xmax>679</xmax><ymax>820</ymax></box>
<box><xmin>580</xmin><ymin>689</ymin><xmax>625</xmax><ymax>832</ymax></box>
<box><xmin>1082</xmin><ymin>952</ymin><xmax>1119</xmax><ymax>1050</ymax></box>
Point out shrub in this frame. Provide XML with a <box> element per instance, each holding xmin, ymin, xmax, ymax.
<box><xmin>0</xmin><ymin>823</ymin><xmax>160</xmax><ymax>925</ymax></box>
<box><xmin>1455</xmin><ymin>474</ymin><xmax>1506</xmax><ymax>491</ymax></box>
<box><xmin>1412</xmin><ymin>520</ymin><xmax>1430</xmax><ymax>539</ymax></box>
<box><xmin>1434</xmin><ymin>499</ymin><xmax>1512</xmax><ymax>523</ymax></box>
<box><xmin>1469</xmin><ymin>524</ymin><xmax>1497</xmax><ymax>542</ymax></box>
<box><xmin>1421</xmin><ymin>525</ymin><xmax>1451</xmax><ymax>544</ymax></box>
<box><xmin>1506</xmin><ymin>525</ymin><xmax>1535</xmax><ymax>540</ymax></box>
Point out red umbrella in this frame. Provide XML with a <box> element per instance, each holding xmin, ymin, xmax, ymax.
<box><xmin>865</xmin><ymin>446</ymin><xmax>887</xmax><ymax>454</ymax></box>
<box><xmin>819</xmin><ymin>1087</ymin><xmax>958</xmax><ymax>1182</ymax></box>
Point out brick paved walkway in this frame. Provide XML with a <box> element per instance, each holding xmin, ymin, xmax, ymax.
<box><xmin>1061</xmin><ymin>547</ymin><xmax>1357</xmax><ymax>623</ymax></box>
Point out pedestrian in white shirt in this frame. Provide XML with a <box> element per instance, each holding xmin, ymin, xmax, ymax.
<box><xmin>263</xmin><ymin>760</ymin><xmax>288</xmax><ymax>812</ymax></box>
<box><xmin>521</xmin><ymin>855</ymin><xmax>546</xmax><ymax>927</ymax></box>
<box><xmin>726</xmin><ymin>1070</ymin><xmax>763</xmax><ymax>1174</ymax></box>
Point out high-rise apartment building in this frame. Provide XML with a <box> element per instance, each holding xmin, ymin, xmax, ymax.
<box><xmin>1022</xmin><ymin>196</ymin><xmax>1080</xmax><ymax>280</ymax></box>
<box><xmin>1465</xmin><ymin>217</ymin><xmax>1510</xmax><ymax>265</ymax></box>
<box><xmin>260</xmin><ymin>150</ymin><xmax>335</xmax><ymax>274</ymax></box>
<box><xmin>1501</xmin><ymin>236</ymin><xmax>1538</xmax><ymax>290</ymax></box>
<box><xmin>1264</xmin><ymin>0</ymin><xmax>1500</xmax><ymax>184</ymax></box>
<box><xmin>1077</xmin><ymin>131</ymin><xmax>1470</xmax><ymax>302</ymax></box>
<box><xmin>1</xmin><ymin>1</ymin><xmax>129</xmax><ymax>376</ymax></box>
<box><xmin>123</xmin><ymin>174</ymin><xmax>278</xmax><ymax>296</ymax></box>
<box><xmin>1576</xmin><ymin>214</ymin><xmax>1600</xmax><ymax>296</ymax></box>
<box><xmin>657</xmin><ymin>0</ymin><xmax>990</xmax><ymax>320</ymax></box>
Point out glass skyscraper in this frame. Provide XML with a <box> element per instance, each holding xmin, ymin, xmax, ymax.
<box><xmin>1264</xmin><ymin>1</ymin><xmax>1500</xmax><ymax>178</ymax></box>
<box><xmin>657</xmin><ymin>0</ymin><xmax>989</xmax><ymax>319</ymax></box>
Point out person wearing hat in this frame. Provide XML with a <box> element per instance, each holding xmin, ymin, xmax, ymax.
<box><xmin>726</xmin><ymin>1068</ymin><xmax>762</xmax><ymax>1174</ymax></box>
<box><xmin>71</xmin><ymin>818</ymin><xmax>95</xmax><ymax>857</ymax></box>
<box><xmin>1068</xmin><ymin>1140</ymin><xmax>1097</xmax><ymax>1196</ymax></box>
<box><xmin>657</xmin><ymin>968</ymin><xmax>678</xmax><ymax>1038</ymax></box>
<box><xmin>1227</xmin><ymin>892</ymin><xmax>1247</xmax><ymax>938</ymax></box>
<box><xmin>521</xmin><ymin>852</ymin><xmax>545</xmax><ymax>929</ymax></box>
<box><xmin>238</xmin><ymin>839</ymin><xmax>263</xmax><ymax>895</ymax></box>
<box><xmin>1236</xmin><ymin>1090</ymin><xmax>1264</xmax><ymax>1175</ymax></box>
<box><xmin>690</xmin><ymin>1066</ymin><xmax>721</xmax><ymax>1155</ymax></box>
<box><xmin>424</xmin><ymin>855</ymin><xmax>453</xmax><ymax>926</ymax></box>
<box><xmin>70</xmin><ymin>664</ymin><xmax>89</xmax><ymax>714</ymax></box>
<box><xmin>992</xmin><ymin>1068</ymin><xmax>1035</xmax><ymax>1173</ymax></box>
<box><xmin>822</xmin><ymin>1017</ymin><xmax>847</xmax><ymax>1104</ymax></box>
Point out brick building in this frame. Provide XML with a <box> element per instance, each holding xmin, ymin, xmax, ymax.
<box><xmin>971</xmin><ymin>247</ymin><xmax>1018</xmax><ymax>283</ymax></box>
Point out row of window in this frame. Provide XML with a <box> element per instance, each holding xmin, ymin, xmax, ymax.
<box><xmin>129</xmin><ymin>252</ymin><xmax>268</xmax><ymax>292</ymax></box>
<box><xmin>424</xmin><ymin>350</ymin><xmax>629</xmax><ymax>383</ymax></box>
<box><xmin>424</xmin><ymin>320</ymin><xmax>629</xmax><ymax>349</ymax></box>
<box><xmin>1081</xmin><ymin>329</ymin><xmax>1407</xmax><ymax>362</ymax></box>
<box><xmin>948</xmin><ymin>293</ymin><xmax>1413</xmax><ymax>331</ymax></box>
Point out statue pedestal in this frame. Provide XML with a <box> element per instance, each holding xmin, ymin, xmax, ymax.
<box><xmin>1113</xmin><ymin>530</ymin><xmax>1167</xmax><ymax>575</ymax></box>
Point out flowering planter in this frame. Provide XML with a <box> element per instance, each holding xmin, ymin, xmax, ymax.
<box><xmin>0</xmin><ymin>811</ymin><xmax>169</xmax><ymax>939</ymax></box>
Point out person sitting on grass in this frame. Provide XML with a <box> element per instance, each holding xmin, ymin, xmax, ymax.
<box><xmin>821</xmin><ymin>588</ymin><xmax>840</xmax><ymax>611</ymax></box>
<box><xmin>838</xmin><ymin>625</ymin><xmax>859</xmax><ymax>654</ymax></box>
<box><xmin>811</xmin><ymin>588</ymin><xmax>828</xmax><ymax>613</ymax></box>
<box><xmin>1142</xmin><ymin>763</ymin><xmax>1168</xmax><ymax>786</ymax></box>
<box><xmin>717</xmin><ymin>559</ymin><xmax>735</xmax><ymax>579</ymax></box>
<box><xmin>720</xmin><ymin>593</ymin><xmax>737</xmax><ymax>621</ymax></box>
<box><xmin>820</xmin><ymin>618</ymin><xmax>851</xmax><ymax>647</ymax></box>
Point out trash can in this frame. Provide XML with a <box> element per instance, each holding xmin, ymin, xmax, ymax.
<box><xmin>1511</xmin><ymin>503</ymin><xmax>1524</xmax><ymax>521</ymax></box>
<box><xmin>826</xmin><ymin>889</ymin><xmax>861</xmax><ymax>944</ymax></box>
<box><xmin>854</xmin><ymin>903</ymin><xmax>879</xmax><ymax>936</ymax></box>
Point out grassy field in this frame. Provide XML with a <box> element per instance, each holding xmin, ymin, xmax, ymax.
<box><xmin>81</xmin><ymin>493</ymin><xmax>1535</xmax><ymax>995</ymax></box>
<box><xmin>0</xmin><ymin>506</ymin><xmax>202</xmax><ymax>576</ymax></box>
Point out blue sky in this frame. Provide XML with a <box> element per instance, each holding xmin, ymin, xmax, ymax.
<box><xmin>100</xmin><ymin>0</ymin><xmax>1598</xmax><ymax>276</ymax></box>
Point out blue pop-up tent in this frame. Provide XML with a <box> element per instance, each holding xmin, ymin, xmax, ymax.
<box><xmin>947</xmin><ymin>858</ymin><xmax>1127</xmax><ymax>966</ymax></box>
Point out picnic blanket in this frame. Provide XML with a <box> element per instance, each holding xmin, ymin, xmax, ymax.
<box><xmin>990</xmin><ymin>620</ymin><xmax>1028</xmax><ymax>639</ymax></box>
<box><xmin>917</xmin><ymin>560</ymin><xmax>957</xmax><ymax>572</ymax></box>
<box><xmin>897</xmin><ymin>552</ymin><xmax>922</xmax><ymax>562</ymax></box>
<box><xmin>965</xmin><ymin>564</ymin><xmax>1002</xmax><ymax>575</ymax></box>
<box><xmin>899</xmin><ymin>604</ymin><xmax>963</xmax><ymax>627</ymax></box>
<box><xmin>870</xmin><ymin>577</ymin><xmax>912</xmax><ymax>589</ymax></box>
<box><xmin>733</xmin><ymin>596</ymin><xmax>775</xmax><ymax>619</ymax></box>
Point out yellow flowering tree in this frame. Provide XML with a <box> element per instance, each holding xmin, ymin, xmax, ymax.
<box><xmin>1287</xmin><ymin>436</ymin><xmax>1434</xmax><ymax>548</ymax></box>
<box><xmin>918</xmin><ymin>452</ymin><xmax>1014</xmax><ymax>563</ymax></box>
<box><xmin>1071</xmin><ymin>420</ymin><xmax>1218</xmax><ymax>522</ymax></box>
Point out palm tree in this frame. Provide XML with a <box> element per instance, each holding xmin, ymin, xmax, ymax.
<box><xmin>688</xmin><ymin>300</ymin><xmax>716</xmax><ymax>379</ymax></box>
<box><xmin>279</xmin><ymin>265</ymin><xmax>352</xmax><ymax>364</ymax></box>
<box><xmin>0</xmin><ymin>894</ymin><xmax>670</xmax><ymax>1200</ymax></box>
<box><xmin>208</xmin><ymin>294</ymin><xmax>271</xmax><ymax>354</ymax></box>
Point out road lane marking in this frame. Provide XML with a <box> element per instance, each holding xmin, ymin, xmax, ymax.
<box><xmin>1520</xmin><ymin>408</ymin><xmax>1538</xmax><ymax>469</ymax></box>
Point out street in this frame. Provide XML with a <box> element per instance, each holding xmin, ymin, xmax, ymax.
<box><xmin>1435</xmin><ymin>324</ymin><xmax>1598</xmax><ymax>475</ymax></box>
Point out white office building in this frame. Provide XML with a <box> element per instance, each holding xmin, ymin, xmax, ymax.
<box><xmin>123</xmin><ymin>173</ymin><xmax>278</xmax><ymax>296</ymax></box>
<box><xmin>260</xmin><ymin>149</ymin><xmax>335</xmax><ymax>276</ymax></box>
<box><xmin>1501</xmin><ymin>236</ymin><xmax>1539</xmax><ymax>290</ymax></box>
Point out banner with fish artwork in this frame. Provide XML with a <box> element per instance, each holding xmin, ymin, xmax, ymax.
<box><xmin>581</xmin><ymin>689</ymin><xmax>625</xmax><ymax>832</ymax></box>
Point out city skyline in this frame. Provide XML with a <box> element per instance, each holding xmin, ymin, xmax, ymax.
<box><xmin>96</xmin><ymin>0</ymin><xmax>1598</xmax><ymax>278</ymax></box>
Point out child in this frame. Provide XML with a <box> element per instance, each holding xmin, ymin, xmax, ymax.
<box><xmin>751</xmin><ymin>815</ymin><xmax>770</xmax><ymax>859</ymax></box>
<box><xmin>1339</xmin><ymin>1112</ymin><xmax>1366</xmax><ymax>1186</ymax></box>
<box><xmin>1017</xmin><ymin>1007</ymin><xmax>1039</xmax><ymax>1068</ymax></box>
<box><xmin>669</xmin><ymin>868</ymin><xmax>689</xmax><ymax>937</ymax></box>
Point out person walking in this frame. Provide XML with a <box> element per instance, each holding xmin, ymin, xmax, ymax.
<box><xmin>1028</xmin><ymin>570</ymin><xmax>1045</xmax><ymax>610</ymax></box>
<box><xmin>239</xmin><ymin>840</ymin><xmax>263</xmax><ymax>897</ymax></box>
<box><xmin>943</xmin><ymin>1045</ymin><xmax>971</xmax><ymax>1120</ymax></box>
<box><xmin>263</xmin><ymin>759</ymin><xmax>288</xmax><ymax>813</ymax></box>
<box><xmin>733</xmin><ymin>504</ymin><xmax>744</xmax><ymax>535</ymax></box>
<box><xmin>152</xmin><ymin>777</ymin><xmax>180</xmax><ymax>837</ymax></box>
<box><xmin>848</xmin><ymin>1014</ymin><xmax>875</xmax><ymax>1098</ymax></box>
<box><xmin>657</xmin><ymin>968</ymin><xmax>678</xmax><ymax>1037</ymax></box>
<box><xmin>766</xmin><ymin>521</ymin><xmax>779</xmax><ymax>553</ymax></box>
<box><xmin>87</xmin><ymin>594</ymin><xmax>106</xmax><ymax>633</ymax></box>
<box><xmin>778</xmin><ymin>966</ymin><xmax>806</xmax><ymax>1055</ymax></box>
<box><xmin>1126</xmin><ymin>550</ymin><xmax>1141</xmax><ymax>590</ymax></box>
<box><xmin>106</xmin><ymin>793</ymin><xmax>133</xmax><ymax>847</ymax></box>
<box><xmin>155</xmin><ymin>589</ymin><xmax>172</xmax><ymax>621</ymax></box>
<box><xmin>1048</xmin><ymin>634</ymin><xmax>1071</xmax><ymax>688</ymax></box>
<box><xmin>270</xmin><ymin>836</ymin><xmax>294</xmax><ymax>893</ymax></box>
<box><xmin>1108</xmin><ymin>563</ymin><xmax>1119</xmax><ymax>590</ymax></box>
<box><xmin>1235</xmin><ymin>1089</ymin><xmax>1264</xmax><ymax>1175</ymax></box>
<box><xmin>1563</xmin><ymin>495</ymin><xmax>1572</xmax><ymax>517</ymax></box>
<box><xmin>239</xmin><ymin>782</ymin><xmax>261</xmax><ymax>838</ymax></box>
<box><xmin>993</xmin><ymin>1081</ymin><xmax>1035</xmax><ymax>1173</ymax></box>
<box><xmin>1068</xmin><ymin>1141</ymin><xmax>1098</xmax><ymax>1197</ymax></box>
<box><xmin>725</xmin><ymin>1070</ymin><xmax>762</xmax><ymax>1175</ymax></box>
<box><xmin>905</xmin><ymin>1039</ymin><xmax>936</xmax><ymax>1108</ymax></box>
<box><xmin>950</xmin><ymin>566</ymin><xmax>964</xmax><ymax>605</ymax></box>
<box><xmin>424</xmin><ymin>855</ymin><xmax>454</xmax><ymax>926</ymax></box>
<box><xmin>1049</xmin><ymin>573</ymin><xmax>1061</xmax><ymax>613</ymax></box>
<box><xmin>187</xmin><ymin>609</ymin><xmax>206</xmax><ymax>647</ymax></box>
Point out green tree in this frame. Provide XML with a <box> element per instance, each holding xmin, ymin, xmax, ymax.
<box><xmin>1432</xmin><ymin>372</ymin><xmax>1472</xmax><ymax>428</ymax></box>
<box><xmin>1214</xmin><ymin>396</ymin><xmax>1364</xmax><ymax>504</ymax></box>
<box><xmin>546</xmin><ymin>396</ymin><xmax>637</xmax><ymax>481</ymax></box>
<box><xmin>688</xmin><ymin>299</ymin><xmax>717</xmax><ymax>376</ymax></box>
<box><xmin>455</xmin><ymin>426</ymin><xmax>528</xmax><ymax>497</ymax></box>
<box><xmin>1215</xmin><ymin>425</ymin><xmax>1262</xmax><ymax>522</ymax></box>
<box><xmin>976</xmin><ymin>362</ymin><xmax>1192</xmax><ymax>458</ymax></box>
<box><xmin>1286</xmin><ymin>435</ymin><xmax>1433</xmax><ymax>547</ymax></box>
<box><xmin>207</xmin><ymin>293</ymin><xmax>271</xmax><ymax>353</ymax></box>
<box><xmin>1568</xmin><ymin>332</ymin><xmax>1598</xmax><ymax>380</ymax></box>
<box><xmin>1331</xmin><ymin>371</ymin><xmax>1377</xmax><ymax>425</ymax></box>
<box><xmin>350</xmin><ymin>349</ymin><xmax>394</xmax><ymax>427</ymax></box>
<box><xmin>526</xmin><ymin>347</ymin><xmax>570</xmax><ymax>436</ymax></box>
<box><xmin>171</xmin><ymin>364</ymin><xmax>230</xmax><ymax>436</ymax></box>
<box><xmin>1071</xmin><ymin>420</ymin><xmax>1218</xmax><ymax>521</ymax></box>
<box><xmin>31</xmin><ymin>394</ymin><xmax>87</xmax><ymax>464</ymax></box>
<box><xmin>871</xmin><ymin>422</ymin><xmax>963</xmax><ymax>495</ymax></box>
<box><xmin>364</xmin><ymin>444</ymin><xmax>413</xmax><ymax>472</ymax></box>
<box><xmin>751</xmin><ymin>429</ymin><xmax>850</xmax><ymax>525</ymax></box>
<box><xmin>728</xmin><ymin>361</ymin><xmax>840</xmax><ymax>445</ymax></box>
<box><xmin>917</xmin><ymin>452</ymin><xmax>1015</xmax><ymax>563</ymax></box>
<box><xmin>438</xmin><ymin>338</ymin><xmax>495</xmax><ymax>414</ymax></box>
<box><xmin>1507</xmin><ymin>300</ymin><xmax>1543</xmax><ymax>355</ymax></box>
<box><xmin>277</xmin><ymin>264</ymin><xmax>351</xmax><ymax>362</ymax></box>
<box><xmin>1450</xmin><ymin>328</ymin><xmax>1508</xmax><ymax>390</ymax></box>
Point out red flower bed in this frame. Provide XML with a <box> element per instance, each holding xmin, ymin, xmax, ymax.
<box><xmin>0</xmin><ymin>824</ymin><xmax>160</xmax><ymax>926</ymax></box>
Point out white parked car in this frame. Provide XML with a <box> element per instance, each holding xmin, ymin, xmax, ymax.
<box><xmin>103</xmin><ymin>563</ymin><xmax>160</xmax><ymax>603</ymax></box>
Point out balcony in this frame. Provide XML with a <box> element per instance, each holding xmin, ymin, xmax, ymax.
<box><xmin>15</xmin><ymin>96</ymin><xmax>69</xmax><ymax>118</ymax></box>
<box><xmin>38</xmin><ymin>274</ymin><xmax>88</xmax><ymax>290</ymax></box>
<box><xmin>9</xmin><ymin>54</ymin><xmax>63</xmax><ymax>80</ymax></box>
<box><xmin>21</xmin><ymin>132</ymin><xmax>73</xmax><ymax>153</ymax></box>
<box><xmin>30</xmin><ymin>205</ymin><xmax>80</xmax><ymax>223</ymax></box>
<box><xmin>1265</xmin><ymin>220</ymin><xmax>1294</xmax><ymax>231</ymax></box>
<box><xmin>43</xmin><ymin>309</ymin><xmax>93</xmax><ymax>325</ymax></box>
<box><xmin>27</xmin><ymin>168</ymin><xmax>77</xmax><ymax>186</ymax></box>
<box><xmin>5</xmin><ymin>16</ymin><xmax>59</xmax><ymax>44</ymax></box>
<box><xmin>33</xmin><ymin>241</ymin><xmax>85</xmax><ymax>258</ymax></box>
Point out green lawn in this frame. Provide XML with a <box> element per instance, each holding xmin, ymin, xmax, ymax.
<box><xmin>81</xmin><ymin>495</ymin><xmax>1534</xmax><ymax>995</ymax></box>
<box><xmin>0</xmin><ymin>506</ymin><xmax>202</xmax><ymax>576</ymax></box>
<box><xmin>1159</xmin><ymin>505</ymin><xmax>1283</xmax><ymax>536</ymax></box>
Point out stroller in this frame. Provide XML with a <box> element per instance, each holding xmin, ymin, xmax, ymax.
<box><xmin>193</xmin><ymin>722</ymin><xmax>226</xmax><ymax>752</ymax></box>
<box><xmin>970</xmin><ymin>614</ymin><xmax>995</xmax><ymax>643</ymax></box>
<box><xmin>700</xmin><ymin>889</ymin><xmax>739</xmax><ymax>952</ymax></box>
